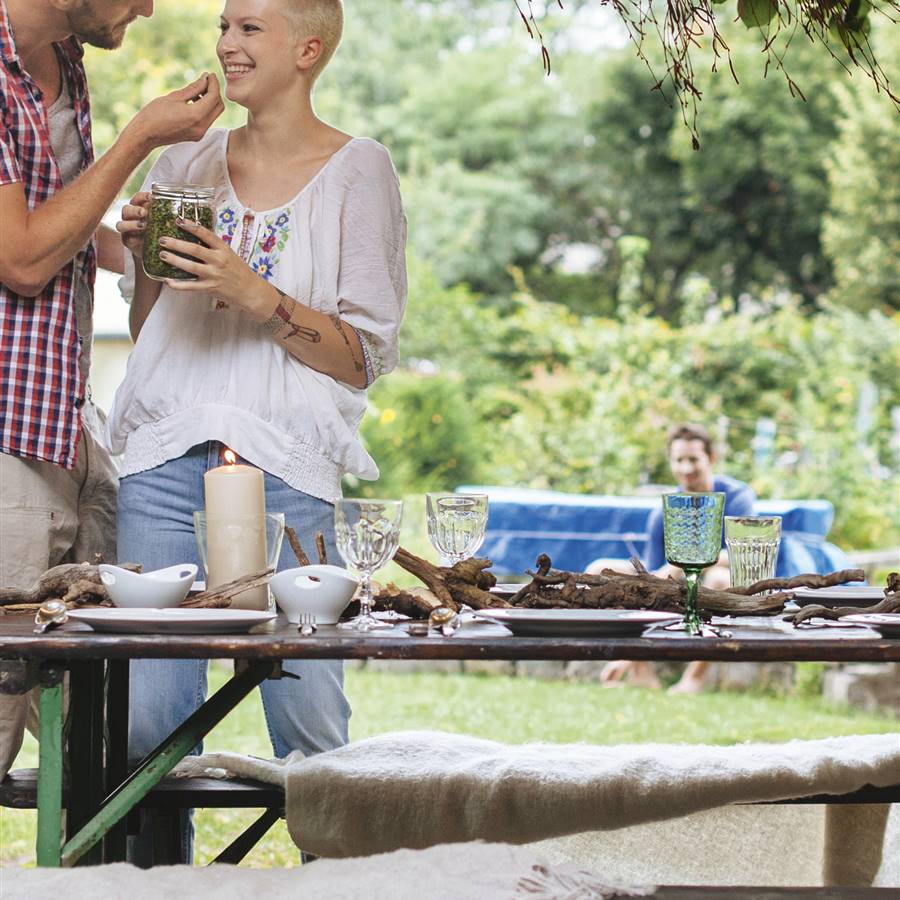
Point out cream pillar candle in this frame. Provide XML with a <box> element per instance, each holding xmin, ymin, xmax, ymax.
<box><xmin>203</xmin><ymin>450</ymin><xmax>268</xmax><ymax>610</ymax></box>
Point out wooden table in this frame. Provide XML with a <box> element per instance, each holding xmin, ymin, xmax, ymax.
<box><xmin>1</xmin><ymin>613</ymin><xmax>898</xmax><ymax>869</ymax></box>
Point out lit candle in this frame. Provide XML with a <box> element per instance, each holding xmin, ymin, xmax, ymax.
<box><xmin>204</xmin><ymin>449</ymin><xmax>268</xmax><ymax>610</ymax></box>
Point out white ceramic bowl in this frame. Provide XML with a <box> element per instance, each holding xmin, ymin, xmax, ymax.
<box><xmin>270</xmin><ymin>565</ymin><xmax>358</xmax><ymax>625</ymax></box>
<box><xmin>99</xmin><ymin>563</ymin><xmax>198</xmax><ymax>609</ymax></box>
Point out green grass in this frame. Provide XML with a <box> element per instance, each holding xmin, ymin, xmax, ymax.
<box><xmin>2</xmin><ymin>664</ymin><xmax>897</xmax><ymax>867</ymax></box>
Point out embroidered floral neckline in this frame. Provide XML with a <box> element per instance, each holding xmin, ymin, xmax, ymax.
<box><xmin>220</xmin><ymin>129</ymin><xmax>358</xmax><ymax>217</ymax></box>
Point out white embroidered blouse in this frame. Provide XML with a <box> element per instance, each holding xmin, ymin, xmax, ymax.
<box><xmin>107</xmin><ymin>129</ymin><xmax>407</xmax><ymax>503</ymax></box>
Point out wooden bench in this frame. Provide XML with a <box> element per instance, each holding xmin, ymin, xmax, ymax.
<box><xmin>0</xmin><ymin>768</ymin><xmax>285</xmax><ymax>864</ymax></box>
<box><xmin>4</xmin><ymin>764</ymin><xmax>897</xmax><ymax>873</ymax></box>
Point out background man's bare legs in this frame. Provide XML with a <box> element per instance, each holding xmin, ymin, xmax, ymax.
<box><xmin>586</xmin><ymin>557</ymin><xmax>729</xmax><ymax>693</ymax></box>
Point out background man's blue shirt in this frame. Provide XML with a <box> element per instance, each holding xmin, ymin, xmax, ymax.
<box><xmin>643</xmin><ymin>475</ymin><xmax>756</xmax><ymax>571</ymax></box>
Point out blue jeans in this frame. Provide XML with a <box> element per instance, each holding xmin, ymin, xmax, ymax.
<box><xmin>117</xmin><ymin>443</ymin><xmax>351</xmax><ymax>862</ymax></box>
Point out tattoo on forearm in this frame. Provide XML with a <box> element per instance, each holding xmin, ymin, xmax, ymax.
<box><xmin>262</xmin><ymin>289</ymin><xmax>321</xmax><ymax>343</ymax></box>
<box><xmin>329</xmin><ymin>315</ymin><xmax>365</xmax><ymax>374</ymax></box>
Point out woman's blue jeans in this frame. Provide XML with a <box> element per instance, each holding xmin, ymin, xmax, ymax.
<box><xmin>117</xmin><ymin>442</ymin><xmax>351</xmax><ymax>862</ymax></box>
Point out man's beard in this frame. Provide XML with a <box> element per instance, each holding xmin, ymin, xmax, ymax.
<box><xmin>67</xmin><ymin>2</ymin><xmax>133</xmax><ymax>50</ymax></box>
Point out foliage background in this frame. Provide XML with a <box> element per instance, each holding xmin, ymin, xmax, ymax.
<box><xmin>84</xmin><ymin>0</ymin><xmax>900</xmax><ymax>551</ymax></box>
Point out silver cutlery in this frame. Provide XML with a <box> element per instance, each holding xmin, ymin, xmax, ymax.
<box><xmin>299</xmin><ymin>612</ymin><xmax>318</xmax><ymax>636</ymax></box>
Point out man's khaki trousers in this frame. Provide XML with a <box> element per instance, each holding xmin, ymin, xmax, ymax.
<box><xmin>0</xmin><ymin>422</ymin><xmax>117</xmax><ymax>779</ymax></box>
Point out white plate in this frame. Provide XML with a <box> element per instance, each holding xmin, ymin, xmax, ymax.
<box><xmin>489</xmin><ymin>584</ymin><xmax>529</xmax><ymax>599</ymax></box>
<box><xmin>472</xmin><ymin>608</ymin><xmax>681</xmax><ymax>637</ymax></box>
<box><xmin>842</xmin><ymin>614</ymin><xmax>900</xmax><ymax>637</ymax></box>
<box><xmin>791</xmin><ymin>586</ymin><xmax>885</xmax><ymax>608</ymax></box>
<box><xmin>68</xmin><ymin>608</ymin><xmax>276</xmax><ymax>635</ymax></box>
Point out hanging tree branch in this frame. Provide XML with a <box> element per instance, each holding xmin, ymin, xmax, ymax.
<box><xmin>514</xmin><ymin>0</ymin><xmax>899</xmax><ymax>147</ymax></box>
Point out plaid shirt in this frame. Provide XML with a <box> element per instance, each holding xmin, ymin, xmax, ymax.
<box><xmin>0</xmin><ymin>1</ymin><xmax>95</xmax><ymax>469</ymax></box>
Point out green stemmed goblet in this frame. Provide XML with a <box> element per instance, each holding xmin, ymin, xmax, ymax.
<box><xmin>662</xmin><ymin>492</ymin><xmax>726</xmax><ymax>635</ymax></box>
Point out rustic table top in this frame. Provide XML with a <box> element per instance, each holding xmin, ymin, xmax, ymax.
<box><xmin>0</xmin><ymin>613</ymin><xmax>898</xmax><ymax>662</ymax></box>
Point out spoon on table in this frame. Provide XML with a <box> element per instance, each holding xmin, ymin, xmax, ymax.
<box><xmin>33</xmin><ymin>599</ymin><xmax>69</xmax><ymax>634</ymax></box>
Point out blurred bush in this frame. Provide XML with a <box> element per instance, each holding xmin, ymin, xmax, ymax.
<box><xmin>348</xmin><ymin>370</ymin><xmax>489</xmax><ymax>500</ymax></box>
<box><xmin>350</xmin><ymin>259</ymin><xmax>900</xmax><ymax>551</ymax></box>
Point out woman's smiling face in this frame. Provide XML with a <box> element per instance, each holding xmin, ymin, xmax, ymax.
<box><xmin>217</xmin><ymin>0</ymin><xmax>298</xmax><ymax>107</ymax></box>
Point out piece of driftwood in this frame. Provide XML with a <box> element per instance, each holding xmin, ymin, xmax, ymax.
<box><xmin>790</xmin><ymin>575</ymin><xmax>899</xmax><ymax>625</ymax></box>
<box><xmin>390</xmin><ymin>547</ymin><xmax>503</xmax><ymax>614</ymax></box>
<box><xmin>0</xmin><ymin>561</ymin><xmax>142</xmax><ymax>609</ymax></box>
<box><xmin>372</xmin><ymin>584</ymin><xmax>444</xmax><ymax>619</ymax></box>
<box><xmin>731</xmin><ymin>569</ymin><xmax>866</xmax><ymax>596</ymax></box>
<box><xmin>3</xmin><ymin>601</ymin><xmax>103</xmax><ymax>615</ymax></box>
<box><xmin>284</xmin><ymin>526</ymin><xmax>311</xmax><ymax>567</ymax></box>
<box><xmin>505</xmin><ymin>557</ymin><xmax>873</xmax><ymax>618</ymax></box>
<box><xmin>180</xmin><ymin>569</ymin><xmax>274</xmax><ymax>609</ymax></box>
<box><xmin>283</xmin><ymin>527</ymin><xmax>328</xmax><ymax>567</ymax></box>
<box><xmin>510</xmin><ymin>554</ymin><xmax>788</xmax><ymax>617</ymax></box>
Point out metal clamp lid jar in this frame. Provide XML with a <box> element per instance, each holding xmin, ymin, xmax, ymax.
<box><xmin>142</xmin><ymin>182</ymin><xmax>216</xmax><ymax>282</ymax></box>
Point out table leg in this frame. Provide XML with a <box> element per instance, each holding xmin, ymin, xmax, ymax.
<box><xmin>36</xmin><ymin>664</ymin><xmax>65</xmax><ymax>867</ymax></box>
<box><xmin>103</xmin><ymin>659</ymin><xmax>130</xmax><ymax>862</ymax></box>
<box><xmin>60</xmin><ymin>659</ymin><xmax>276</xmax><ymax>867</ymax></box>
<box><xmin>66</xmin><ymin>661</ymin><xmax>106</xmax><ymax>866</ymax></box>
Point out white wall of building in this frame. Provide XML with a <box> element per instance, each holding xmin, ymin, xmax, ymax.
<box><xmin>91</xmin><ymin>268</ymin><xmax>132</xmax><ymax>415</ymax></box>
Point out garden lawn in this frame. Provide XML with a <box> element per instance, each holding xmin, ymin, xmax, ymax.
<box><xmin>1</xmin><ymin>664</ymin><xmax>897</xmax><ymax>867</ymax></box>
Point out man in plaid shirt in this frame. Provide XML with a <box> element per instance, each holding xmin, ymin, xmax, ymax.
<box><xmin>0</xmin><ymin>0</ymin><xmax>223</xmax><ymax>779</ymax></box>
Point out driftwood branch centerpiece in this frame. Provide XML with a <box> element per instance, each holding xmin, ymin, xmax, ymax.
<box><xmin>5</xmin><ymin>544</ymin><xmax>888</xmax><ymax>625</ymax></box>
<box><xmin>373</xmin><ymin>548</ymin><xmax>874</xmax><ymax>621</ymax></box>
<box><xmin>504</xmin><ymin>556</ymin><xmax>868</xmax><ymax>618</ymax></box>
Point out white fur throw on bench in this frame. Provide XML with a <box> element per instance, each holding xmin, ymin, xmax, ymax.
<box><xmin>0</xmin><ymin>842</ymin><xmax>655</xmax><ymax>900</ymax></box>
<box><xmin>175</xmin><ymin>731</ymin><xmax>900</xmax><ymax>861</ymax></box>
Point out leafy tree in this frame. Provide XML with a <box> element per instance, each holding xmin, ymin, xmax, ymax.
<box><xmin>401</xmin><ymin>158</ymin><xmax>548</xmax><ymax>293</ymax></box>
<box><xmin>822</xmin><ymin>33</ymin><xmax>900</xmax><ymax>312</ymax></box>
<box><xmin>378</xmin><ymin>41</ymin><xmax>591</xmax><ymax>293</ymax></box>
<box><xmin>576</xmin><ymin>50</ymin><xmax>691</xmax><ymax>317</ymax></box>
<box><xmin>668</xmin><ymin>34</ymin><xmax>843</xmax><ymax>304</ymax></box>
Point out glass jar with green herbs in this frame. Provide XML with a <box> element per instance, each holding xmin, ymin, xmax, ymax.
<box><xmin>142</xmin><ymin>183</ymin><xmax>216</xmax><ymax>281</ymax></box>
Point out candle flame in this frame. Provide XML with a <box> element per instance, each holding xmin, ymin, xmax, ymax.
<box><xmin>223</xmin><ymin>449</ymin><xmax>237</xmax><ymax>466</ymax></box>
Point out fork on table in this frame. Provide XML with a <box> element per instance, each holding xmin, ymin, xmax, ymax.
<box><xmin>299</xmin><ymin>612</ymin><xmax>317</xmax><ymax>635</ymax></box>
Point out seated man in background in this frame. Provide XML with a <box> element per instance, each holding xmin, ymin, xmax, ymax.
<box><xmin>588</xmin><ymin>423</ymin><xmax>756</xmax><ymax>693</ymax></box>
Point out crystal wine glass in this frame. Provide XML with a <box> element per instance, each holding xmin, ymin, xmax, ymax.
<box><xmin>334</xmin><ymin>498</ymin><xmax>403</xmax><ymax>632</ymax></box>
<box><xmin>426</xmin><ymin>492</ymin><xmax>489</xmax><ymax>565</ymax></box>
<box><xmin>662</xmin><ymin>492</ymin><xmax>725</xmax><ymax>635</ymax></box>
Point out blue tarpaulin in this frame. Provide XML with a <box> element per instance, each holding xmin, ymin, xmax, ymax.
<box><xmin>458</xmin><ymin>486</ymin><xmax>852</xmax><ymax>579</ymax></box>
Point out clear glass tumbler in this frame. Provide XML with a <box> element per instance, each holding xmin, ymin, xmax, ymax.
<box><xmin>193</xmin><ymin>511</ymin><xmax>285</xmax><ymax>610</ymax></box>
<box><xmin>724</xmin><ymin>515</ymin><xmax>781</xmax><ymax>589</ymax></box>
<box><xmin>425</xmin><ymin>492</ymin><xmax>488</xmax><ymax>565</ymax></box>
